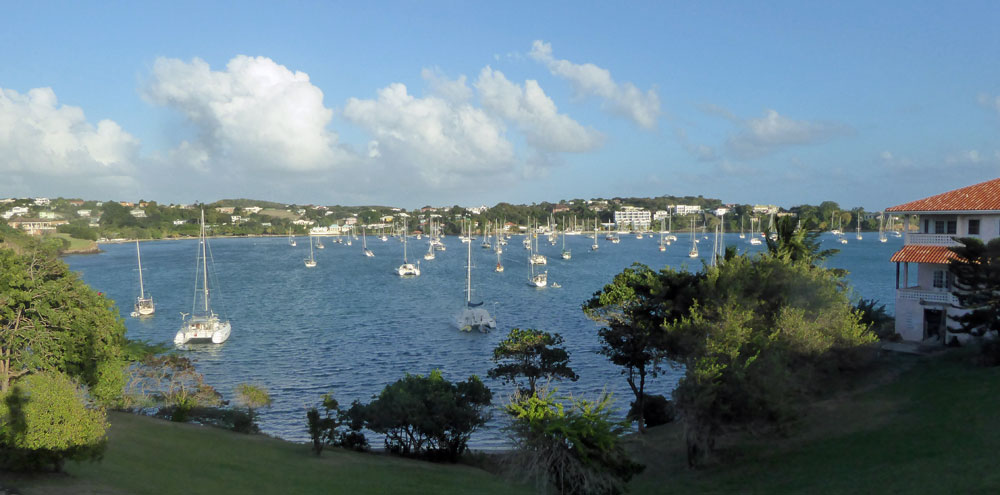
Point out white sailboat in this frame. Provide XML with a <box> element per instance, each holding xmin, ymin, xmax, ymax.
<box><xmin>879</xmin><ymin>212</ymin><xmax>888</xmax><ymax>243</ymax></box>
<box><xmin>495</xmin><ymin>244</ymin><xmax>504</xmax><ymax>272</ymax></box>
<box><xmin>424</xmin><ymin>236</ymin><xmax>436</xmax><ymax>260</ymax></box>
<box><xmin>304</xmin><ymin>236</ymin><xmax>317</xmax><ymax>267</ymax></box>
<box><xmin>458</xmin><ymin>239</ymin><xmax>496</xmax><ymax>332</ymax></box>
<box><xmin>528</xmin><ymin>242</ymin><xmax>548</xmax><ymax>288</ymax></box>
<box><xmin>397</xmin><ymin>219</ymin><xmax>420</xmax><ymax>276</ymax></box>
<box><xmin>856</xmin><ymin>214</ymin><xmax>863</xmax><ymax>240</ymax></box>
<box><xmin>591</xmin><ymin>218</ymin><xmax>599</xmax><ymax>251</ymax></box>
<box><xmin>132</xmin><ymin>240</ymin><xmax>155</xmax><ymax>317</ymax></box>
<box><xmin>688</xmin><ymin>217</ymin><xmax>699</xmax><ymax>258</ymax></box>
<box><xmin>530</xmin><ymin>221</ymin><xmax>547</xmax><ymax>265</ymax></box>
<box><xmin>362</xmin><ymin>226</ymin><xmax>374</xmax><ymax>257</ymax></box>
<box><xmin>288</xmin><ymin>229</ymin><xmax>297</xmax><ymax>246</ymax></box>
<box><xmin>316</xmin><ymin>237</ymin><xmax>325</xmax><ymax>249</ymax></box>
<box><xmin>561</xmin><ymin>228</ymin><xmax>571</xmax><ymax>260</ymax></box>
<box><xmin>175</xmin><ymin>209</ymin><xmax>231</xmax><ymax>345</ymax></box>
<box><xmin>658</xmin><ymin>219</ymin><xmax>667</xmax><ymax>252</ymax></box>
<box><xmin>739</xmin><ymin>216</ymin><xmax>746</xmax><ymax>239</ymax></box>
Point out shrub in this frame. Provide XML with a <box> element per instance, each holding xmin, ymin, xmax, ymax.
<box><xmin>0</xmin><ymin>372</ymin><xmax>108</xmax><ymax>472</ymax></box>
<box><xmin>628</xmin><ymin>393</ymin><xmax>674</xmax><ymax>428</ymax></box>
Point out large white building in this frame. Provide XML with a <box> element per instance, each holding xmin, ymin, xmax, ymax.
<box><xmin>673</xmin><ymin>205</ymin><xmax>702</xmax><ymax>215</ymax></box>
<box><xmin>614</xmin><ymin>206</ymin><xmax>651</xmax><ymax>230</ymax></box>
<box><xmin>887</xmin><ymin>177</ymin><xmax>1000</xmax><ymax>343</ymax></box>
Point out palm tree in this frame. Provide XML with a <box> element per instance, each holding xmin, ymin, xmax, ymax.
<box><xmin>764</xmin><ymin>217</ymin><xmax>837</xmax><ymax>265</ymax></box>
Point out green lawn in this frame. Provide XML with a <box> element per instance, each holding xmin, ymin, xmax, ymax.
<box><xmin>47</xmin><ymin>233</ymin><xmax>98</xmax><ymax>253</ymax></box>
<box><xmin>10</xmin><ymin>412</ymin><xmax>525</xmax><ymax>495</ymax></box>
<box><xmin>626</xmin><ymin>349</ymin><xmax>1000</xmax><ymax>494</ymax></box>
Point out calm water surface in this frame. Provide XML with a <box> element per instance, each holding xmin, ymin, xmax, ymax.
<box><xmin>64</xmin><ymin>232</ymin><xmax>902</xmax><ymax>447</ymax></box>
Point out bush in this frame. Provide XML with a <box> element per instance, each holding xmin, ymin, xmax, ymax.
<box><xmin>980</xmin><ymin>341</ymin><xmax>1000</xmax><ymax>367</ymax></box>
<box><xmin>0</xmin><ymin>372</ymin><xmax>108</xmax><ymax>472</ymax></box>
<box><xmin>306</xmin><ymin>394</ymin><xmax>368</xmax><ymax>456</ymax></box>
<box><xmin>628</xmin><ymin>393</ymin><xmax>674</xmax><ymax>428</ymax></box>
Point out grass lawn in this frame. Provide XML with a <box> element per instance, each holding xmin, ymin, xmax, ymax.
<box><xmin>625</xmin><ymin>349</ymin><xmax>1000</xmax><ymax>494</ymax></box>
<box><xmin>48</xmin><ymin>233</ymin><xmax>98</xmax><ymax>253</ymax></box>
<box><xmin>8</xmin><ymin>412</ymin><xmax>526</xmax><ymax>495</ymax></box>
<box><xmin>260</xmin><ymin>208</ymin><xmax>302</xmax><ymax>221</ymax></box>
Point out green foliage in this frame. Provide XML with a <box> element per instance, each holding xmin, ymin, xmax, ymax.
<box><xmin>627</xmin><ymin>393</ymin><xmax>674</xmax><ymax>428</ymax></box>
<box><xmin>948</xmin><ymin>237</ymin><xmax>1000</xmax><ymax>338</ymax></box>
<box><xmin>664</xmin><ymin>254</ymin><xmax>877</xmax><ymax>466</ymax></box>
<box><xmin>360</xmin><ymin>370</ymin><xmax>492</xmax><ymax>461</ymax></box>
<box><xmin>306</xmin><ymin>393</ymin><xmax>368</xmax><ymax>456</ymax></box>
<box><xmin>0</xmin><ymin>371</ymin><xmax>107</xmax><ymax>472</ymax></box>
<box><xmin>56</xmin><ymin>221</ymin><xmax>98</xmax><ymax>241</ymax></box>
<box><xmin>855</xmin><ymin>298</ymin><xmax>896</xmax><ymax>341</ymax></box>
<box><xmin>488</xmin><ymin>328</ymin><xmax>578</xmax><ymax>395</ymax></box>
<box><xmin>235</xmin><ymin>383</ymin><xmax>273</xmax><ymax>432</ymax></box>
<box><xmin>764</xmin><ymin>216</ymin><xmax>838</xmax><ymax>264</ymax></box>
<box><xmin>583</xmin><ymin>263</ymin><xmax>703</xmax><ymax>432</ymax></box>
<box><xmin>0</xmin><ymin>240</ymin><xmax>127</xmax><ymax>404</ymax></box>
<box><xmin>123</xmin><ymin>355</ymin><xmax>222</xmax><ymax>413</ymax></box>
<box><xmin>504</xmin><ymin>387</ymin><xmax>644</xmax><ymax>494</ymax></box>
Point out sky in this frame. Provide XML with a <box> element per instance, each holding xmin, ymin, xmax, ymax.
<box><xmin>2</xmin><ymin>1</ymin><xmax>999</xmax><ymax>210</ymax></box>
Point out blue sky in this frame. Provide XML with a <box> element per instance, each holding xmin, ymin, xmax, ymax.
<box><xmin>2</xmin><ymin>1</ymin><xmax>999</xmax><ymax>210</ymax></box>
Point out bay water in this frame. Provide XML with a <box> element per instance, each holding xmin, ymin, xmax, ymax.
<box><xmin>64</xmin><ymin>232</ymin><xmax>902</xmax><ymax>447</ymax></box>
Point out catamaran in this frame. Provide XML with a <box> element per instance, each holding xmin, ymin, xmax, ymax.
<box><xmin>175</xmin><ymin>209</ymin><xmax>231</xmax><ymax>345</ymax></box>
<box><xmin>397</xmin><ymin>219</ymin><xmax>420</xmax><ymax>276</ymax></box>
<box><xmin>458</xmin><ymin>238</ymin><xmax>496</xmax><ymax>332</ymax></box>
<box><xmin>132</xmin><ymin>240</ymin><xmax>155</xmax><ymax>317</ymax></box>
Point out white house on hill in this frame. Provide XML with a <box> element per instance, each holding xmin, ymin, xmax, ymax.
<box><xmin>887</xmin><ymin>177</ymin><xmax>1000</xmax><ymax>343</ymax></box>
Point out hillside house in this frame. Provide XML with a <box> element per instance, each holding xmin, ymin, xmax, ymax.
<box><xmin>887</xmin><ymin>177</ymin><xmax>1000</xmax><ymax>343</ymax></box>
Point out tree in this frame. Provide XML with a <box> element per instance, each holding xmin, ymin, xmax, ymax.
<box><xmin>235</xmin><ymin>383</ymin><xmax>273</xmax><ymax>431</ymax></box>
<box><xmin>948</xmin><ymin>237</ymin><xmax>1000</xmax><ymax>337</ymax></box>
<box><xmin>488</xmin><ymin>328</ymin><xmax>578</xmax><ymax>395</ymax></box>
<box><xmin>124</xmin><ymin>355</ymin><xmax>221</xmax><ymax>420</ymax></box>
<box><xmin>583</xmin><ymin>263</ymin><xmax>703</xmax><ymax>433</ymax></box>
<box><xmin>504</xmin><ymin>387</ymin><xmax>643</xmax><ymax>494</ymax></box>
<box><xmin>764</xmin><ymin>216</ymin><xmax>838</xmax><ymax>265</ymax></box>
<box><xmin>363</xmin><ymin>370</ymin><xmax>492</xmax><ymax>461</ymax></box>
<box><xmin>0</xmin><ymin>240</ymin><xmax>127</xmax><ymax>399</ymax></box>
<box><xmin>0</xmin><ymin>371</ymin><xmax>108</xmax><ymax>472</ymax></box>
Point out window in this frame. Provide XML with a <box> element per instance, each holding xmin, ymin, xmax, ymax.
<box><xmin>933</xmin><ymin>270</ymin><xmax>951</xmax><ymax>289</ymax></box>
<box><xmin>969</xmin><ymin>219</ymin><xmax>980</xmax><ymax>235</ymax></box>
<box><xmin>924</xmin><ymin>219</ymin><xmax>930</xmax><ymax>233</ymax></box>
<box><xmin>947</xmin><ymin>220</ymin><xmax>956</xmax><ymax>234</ymax></box>
<box><xmin>935</xmin><ymin>220</ymin><xmax>945</xmax><ymax>234</ymax></box>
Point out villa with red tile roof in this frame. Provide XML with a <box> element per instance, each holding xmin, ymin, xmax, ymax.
<box><xmin>886</xmin><ymin>177</ymin><xmax>1000</xmax><ymax>343</ymax></box>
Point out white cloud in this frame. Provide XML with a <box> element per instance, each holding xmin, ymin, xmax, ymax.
<box><xmin>342</xmin><ymin>82</ymin><xmax>515</xmax><ymax>186</ymax></box>
<box><xmin>475</xmin><ymin>66</ymin><xmax>603</xmax><ymax>153</ymax></box>
<box><xmin>978</xmin><ymin>93</ymin><xmax>1000</xmax><ymax>114</ymax></box>
<box><xmin>946</xmin><ymin>149</ymin><xmax>985</xmax><ymax>164</ymax></box>
<box><xmin>143</xmin><ymin>55</ymin><xmax>347</xmax><ymax>173</ymax></box>
<box><xmin>421</xmin><ymin>68</ymin><xmax>473</xmax><ymax>103</ymax></box>
<box><xmin>726</xmin><ymin>109</ymin><xmax>849</xmax><ymax>159</ymax></box>
<box><xmin>0</xmin><ymin>87</ymin><xmax>139</xmax><ymax>175</ymax></box>
<box><xmin>529</xmin><ymin>40</ymin><xmax>660</xmax><ymax>129</ymax></box>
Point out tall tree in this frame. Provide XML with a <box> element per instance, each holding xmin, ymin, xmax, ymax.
<box><xmin>765</xmin><ymin>216</ymin><xmax>838</xmax><ymax>265</ymax></box>
<box><xmin>583</xmin><ymin>263</ymin><xmax>703</xmax><ymax>433</ymax></box>
<box><xmin>488</xmin><ymin>328</ymin><xmax>578</xmax><ymax>395</ymax></box>
<box><xmin>948</xmin><ymin>237</ymin><xmax>1000</xmax><ymax>337</ymax></box>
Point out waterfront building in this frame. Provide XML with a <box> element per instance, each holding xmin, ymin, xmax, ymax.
<box><xmin>887</xmin><ymin>177</ymin><xmax>1000</xmax><ymax>343</ymax></box>
<box><xmin>673</xmin><ymin>204</ymin><xmax>702</xmax><ymax>215</ymax></box>
<box><xmin>614</xmin><ymin>206</ymin><xmax>651</xmax><ymax>230</ymax></box>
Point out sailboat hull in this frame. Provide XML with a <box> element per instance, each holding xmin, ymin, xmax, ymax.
<box><xmin>175</xmin><ymin>318</ymin><xmax>231</xmax><ymax>345</ymax></box>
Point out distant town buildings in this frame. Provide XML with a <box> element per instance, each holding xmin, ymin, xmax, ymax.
<box><xmin>243</xmin><ymin>206</ymin><xmax>263</xmax><ymax>214</ymax></box>
<box><xmin>33</xmin><ymin>197</ymin><xmax>50</xmax><ymax>206</ymax></box>
<box><xmin>129</xmin><ymin>209</ymin><xmax>147</xmax><ymax>218</ymax></box>
<box><xmin>653</xmin><ymin>210</ymin><xmax>670</xmax><ymax>221</ymax></box>
<box><xmin>752</xmin><ymin>205</ymin><xmax>779</xmax><ymax>215</ymax></box>
<box><xmin>673</xmin><ymin>205</ymin><xmax>702</xmax><ymax>215</ymax></box>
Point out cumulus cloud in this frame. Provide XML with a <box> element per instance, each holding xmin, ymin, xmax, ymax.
<box><xmin>143</xmin><ymin>55</ymin><xmax>347</xmax><ymax>173</ymax></box>
<box><xmin>475</xmin><ymin>66</ymin><xmax>603</xmax><ymax>153</ymax></box>
<box><xmin>342</xmin><ymin>82</ymin><xmax>515</xmax><ymax>186</ymax></box>
<box><xmin>726</xmin><ymin>109</ymin><xmax>849</xmax><ymax>159</ymax></box>
<box><xmin>0</xmin><ymin>87</ymin><xmax>139</xmax><ymax>175</ymax></box>
<box><xmin>978</xmin><ymin>93</ymin><xmax>1000</xmax><ymax>114</ymax></box>
<box><xmin>421</xmin><ymin>68</ymin><xmax>473</xmax><ymax>103</ymax></box>
<box><xmin>529</xmin><ymin>40</ymin><xmax>660</xmax><ymax>129</ymax></box>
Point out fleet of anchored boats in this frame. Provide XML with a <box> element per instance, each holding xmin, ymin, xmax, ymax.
<box><xmin>130</xmin><ymin>211</ymin><xmax>897</xmax><ymax>344</ymax></box>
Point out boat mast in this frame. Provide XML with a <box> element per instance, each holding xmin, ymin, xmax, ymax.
<box><xmin>201</xmin><ymin>208</ymin><xmax>209</xmax><ymax>313</ymax></box>
<box><xmin>402</xmin><ymin>218</ymin><xmax>408</xmax><ymax>263</ymax></box>
<box><xmin>136</xmin><ymin>240</ymin><xmax>145</xmax><ymax>300</ymax></box>
<box><xmin>467</xmin><ymin>221</ymin><xmax>473</xmax><ymax>305</ymax></box>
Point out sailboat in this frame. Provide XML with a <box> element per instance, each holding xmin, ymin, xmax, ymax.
<box><xmin>530</xmin><ymin>221</ymin><xmax>547</xmax><ymax>265</ymax></box>
<box><xmin>360</xmin><ymin>225</ymin><xmax>374</xmax><ymax>257</ymax></box>
<box><xmin>688</xmin><ymin>216</ymin><xmax>699</xmax><ymax>258</ymax></box>
<box><xmin>131</xmin><ymin>240</ymin><xmax>155</xmax><ymax>317</ymax></box>
<box><xmin>175</xmin><ymin>209</ymin><xmax>231</xmax><ymax>345</ymax></box>
<box><xmin>878</xmin><ymin>212</ymin><xmax>888</xmax><ymax>243</ymax></box>
<box><xmin>304</xmin><ymin>236</ymin><xmax>317</xmax><ymax>267</ymax></box>
<box><xmin>856</xmin><ymin>214</ymin><xmax>863</xmax><ymax>241</ymax></box>
<box><xmin>658</xmin><ymin>219</ymin><xmax>667</xmax><ymax>252</ymax></box>
<box><xmin>591</xmin><ymin>218</ymin><xmax>599</xmax><ymax>251</ymax></box>
<box><xmin>739</xmin><ymin>216</ymin><xmax>746</xmax><ymax>239</ymax></box>
<box><xmin>458</xmin><ymin>239</ymin><xmax>496</xmax><ymax>332</ymax></box>
<box><xmin>561</xmin><ymin>228</ymin><xmax>571</xmax><ymax>259</ymax></box>
<box><xmin>288</xmin><ymin>229</ymin><xmax>297</xmax><ymax>246</ymax></box>
<box><xmin>316</xmin><ymin>237</ymin><xmax>325</xmax><ymax>249</ymax></box>
<box><xmin>424</xmin><ymin>236</ymin><xmax>436</xmax><ymax>260</ymax></box>
<box><xmin>528</xmin><ymin>241</ymin><xmax>548</xmax><ymax>288</ymax></box>
<box><xmin>481</xmin><ymin>222</ymin><xmax>491</xmax><ymax>249</ymax></box>
<box><xmin>397</xmin><ymin>219</ymin><xmax>420</xmax><ymax>276</ymax></box>
<box><xmin>749</xmin><ymin>216</ymin><xmax>762</xmax><ymax>245</ymax></box>
<box><xmin>495</xmin><ymin>243</ymin><xmax>504</xmax><ymax>272</ymax></box>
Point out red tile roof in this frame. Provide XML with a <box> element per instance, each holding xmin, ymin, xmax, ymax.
<box><xmin>886</xmin><ymin>177</ymin><xmax>1000</xmax><ymax>212</ymax></box>
<box><xmin>890</xmin><ymin>245</ymin><xmax>961</xmax><ymax>264</ymax></box>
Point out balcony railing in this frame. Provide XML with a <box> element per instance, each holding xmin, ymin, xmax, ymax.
<box><xmin>896</xmin><ymin>287</ymin><xmax>958</xmax><ymax>305</ymax></box>
<box><xmin>904</xmin><ymin>233</ymin><xmax>964</xmax><ymax>246</ymax></box>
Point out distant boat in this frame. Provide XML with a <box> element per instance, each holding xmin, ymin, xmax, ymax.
<box><xmin>316</xmin><ymin>238</ymin><xmax>324</xmax><ymax>249</ymax></box>
<box><xmin>688</xmin><ymin>217</ymin><xmax>699</xmax><ymax>258</ymax></box>
<box><xmin>131</xmin><ymin>240</ymin><xmax>155</xmax><ymax>317</ymax></box>
<box><xmin>397</xmin><ymin>219</ymin><xmax>420</xmax><ymax>277</ymax></box>
<box><xmin>561</xmin><ymin>230</ymin><xmax>571</xmax><ymax>260</ymax></box>
<box><xmin>856</xmin><ymin>213</ymin><xmax>863</xmax><ymax>241</ymax></box>
<box><xmin>175</xmin><ymin>209</ymin><xmax>231</xmax><ymax>345</ymax></box>
<box><xmin>528</xmin><ymin>228</ymin><xmax>548</xmax><ymax>287</ymax></box>
<box><xmin>362</xmin><ymin>226</ymin><xmax>374</xmax><ymax>257</ymax></box>
<box><xmin>304</xmin><ymin>236</ymin><xmax>317</xmax><ymax>268</ymax></box>
<box><xmin>424</xmin><ymin>237</ymin><xmax>436</xmax><ymax>260</ymax></box>
<box><xmin>591</xmin><ymin>219</ymin><xmax>599</xmax><ymax>251</ymax></box>
<box><xmin>458</xmin><ymin>238</ymin><xmax>496</xmax><ymax>333</ymax></box>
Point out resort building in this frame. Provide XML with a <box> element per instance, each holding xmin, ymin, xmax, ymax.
<box><xmin>887</xmin><ymin>177</ymin><xmax>1000</xmax><ymax>343</ymax></box>
<box><xmin>614</xmin><ymin>206</ymin><xmax>651</xmax><ymax>230</ymax></box>
<box><xmin>673</xmin><ymin>204</ymin><xmax>702</xmax><ymax>215</ymax></box>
